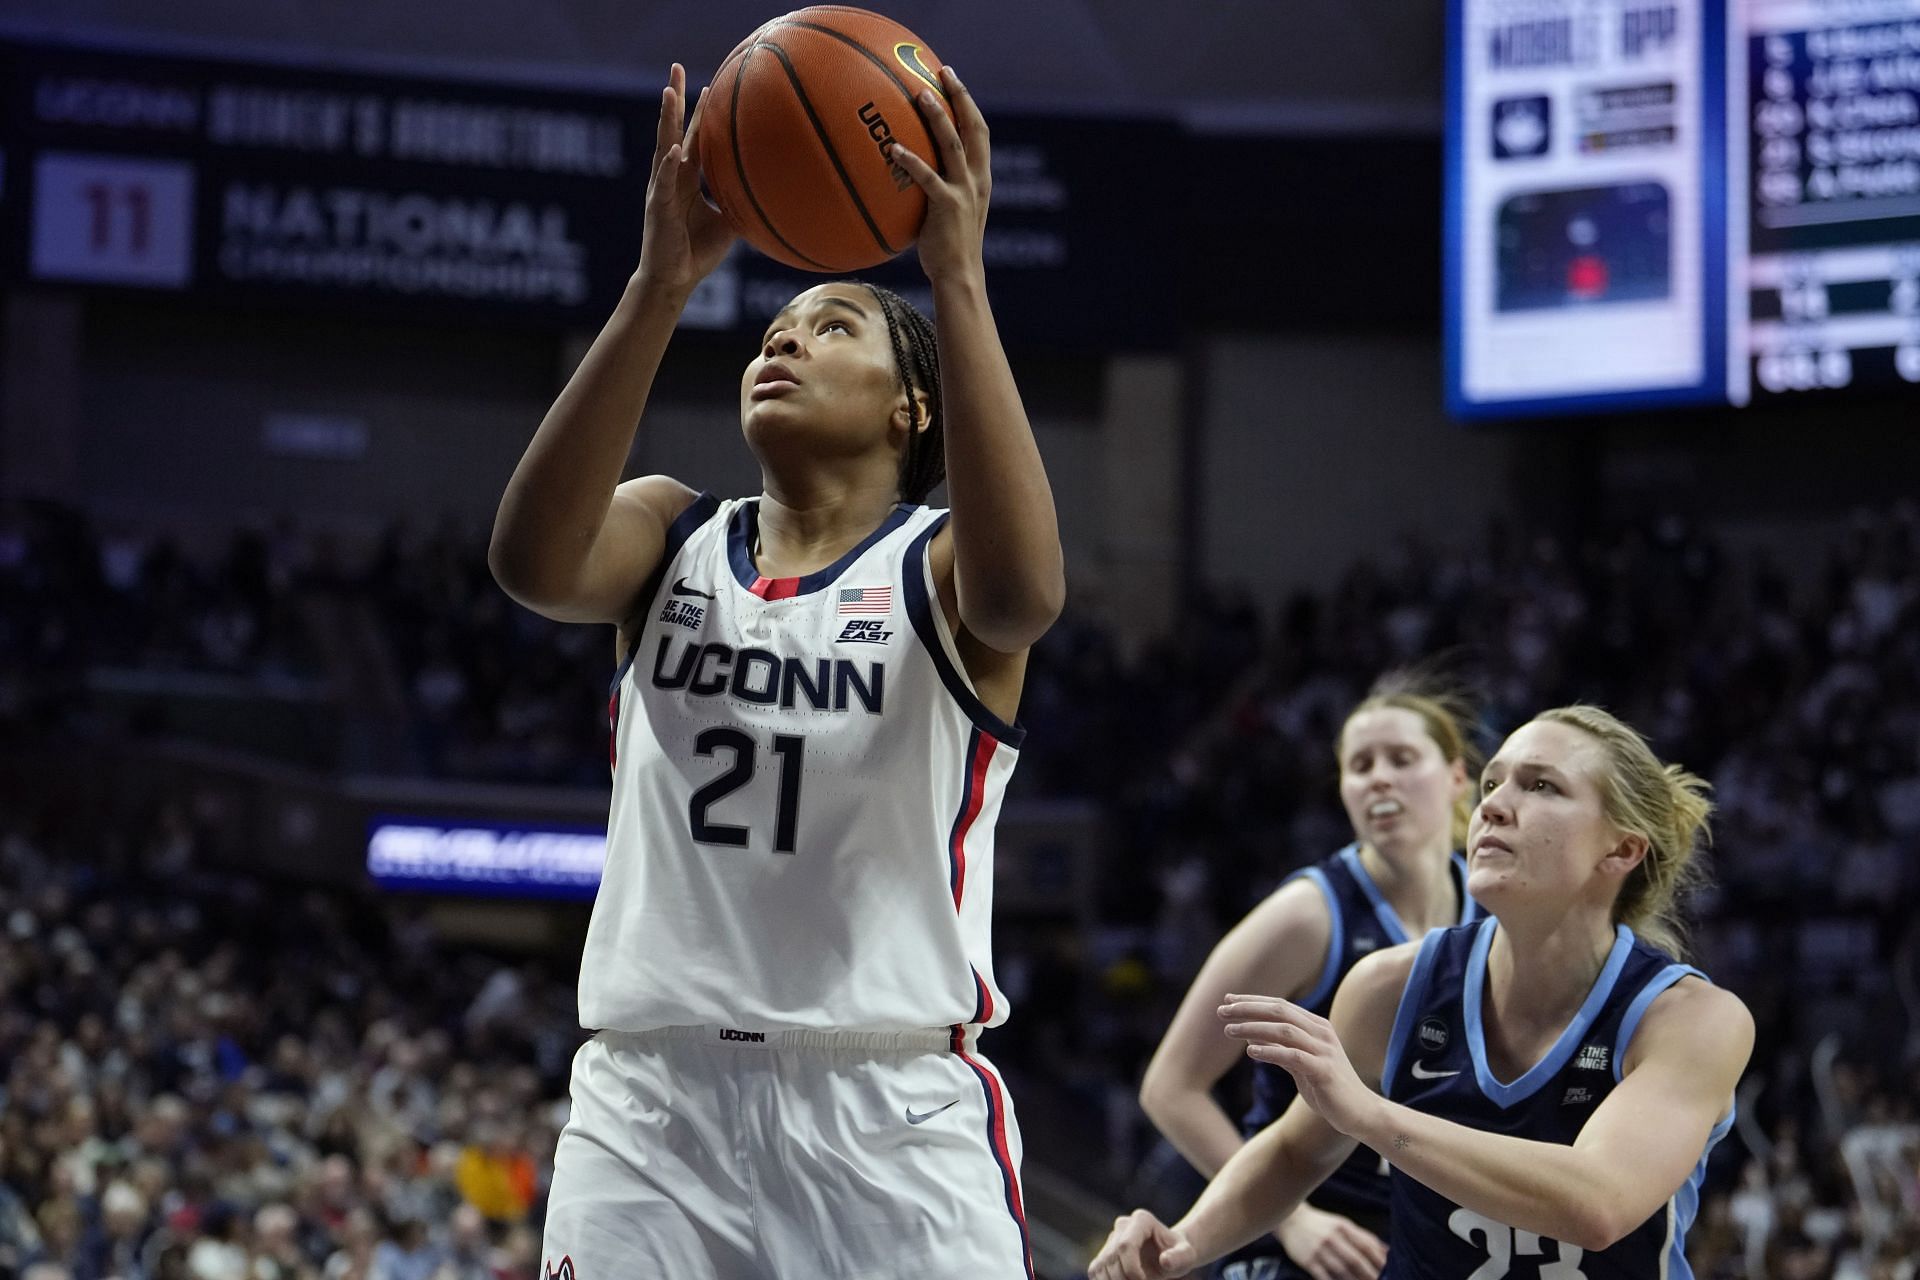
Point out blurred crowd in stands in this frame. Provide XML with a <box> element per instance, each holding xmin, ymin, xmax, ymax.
<box><xmin>0</xmin><ymin>814</ymin><xmax>581</xmax><ymax>1280</ymax></box>
<box><xmin>2</xmin><ymin>495</ymin><xmax>1917</xmax><ymax>1277</ymax></box>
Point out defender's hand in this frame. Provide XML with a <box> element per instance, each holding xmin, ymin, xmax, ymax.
<box><xmin>1222</xmin><ymin>996</ymin><xmax>1382</xmax><ymax>1140</ymax></box>
<box><xmin>1088</xmin><ymin>1209</ymin><xmax>1197</xmax><ymax>1280</ymax></box>
<box><xmin>1274</xmin><ymin>1204</ymin><xmax>1390</xmax><ymax>1280</ymax></box>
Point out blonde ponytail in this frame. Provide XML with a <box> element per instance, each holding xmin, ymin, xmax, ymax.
<box><xmin>1535</xmin><ymin>705</ymin><xmax>1714</xmax><ymax>958</ymax></box>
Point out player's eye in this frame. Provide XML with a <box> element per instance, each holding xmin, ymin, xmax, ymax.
<box><xmin>821</xmin><ymin>320</ymin><xmax>851</xmax><ymax>335</ymax></box>
<box><xmin>1531</xmin><ymin>778</ymin><xmax>1558</xmax><ymax>793</ymax></box>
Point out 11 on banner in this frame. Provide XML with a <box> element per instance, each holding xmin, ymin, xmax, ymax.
<box><xmin>30</xmin><ymin>151</ymin><xmax>196</xmax><ymax>287</ymax></box>
<box><xmin>0</xmin><ymin>39</ymin><xmax>1175</xmax><ymax>347</ymax></box>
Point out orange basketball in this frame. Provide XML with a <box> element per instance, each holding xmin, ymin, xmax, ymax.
<box><xmin>697</xmin><ymin>6</ymin><xmax>952</xmax><ymax>272</ymax></box>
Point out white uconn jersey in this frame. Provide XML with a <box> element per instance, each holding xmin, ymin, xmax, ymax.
<box><xmin>581</xmin><ymin>495</ymin><xmax>1021</xmax><ymax>1038</ymax></box>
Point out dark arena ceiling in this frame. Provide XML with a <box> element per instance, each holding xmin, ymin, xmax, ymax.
<box><xmin>5</xmin><ymin>1</ymin><xmax>1446</xmax><ymax>132</ymax></box>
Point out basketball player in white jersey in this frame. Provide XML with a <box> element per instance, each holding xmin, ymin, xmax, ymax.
<box><xmin>488</xmin><ymin>63</ymin><xmax>1062</xmax><ymax>1279</ymax></box>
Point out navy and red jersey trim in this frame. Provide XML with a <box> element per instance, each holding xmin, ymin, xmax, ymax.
<box><xmin>901</xmin><ymin>515</ymin><xmax>1026</xmax><ymax>747</ymax></box>
<box><xmin>947</xmin><ymin>727</ymin><xmax>996</xmax><ymax>906</ymax></box>
<box><xmin>607</xmin><ymin>688</ymin><xmax>620</xmax><ymax>771</ymax></box>
<box><xmin>613</xmin><ymin>491</ymin><xmax>724</xmax><ymax>692</ymax></box>
<box><xmin>726</xmin><ymin>498</ymin><xmax>916</xmax><ymax>597</ymax></box>
<box><xmin>608</xmin><ymin>492</ymin><xmax>723</xmax><ymax>770</ymax></box>
<box><xmin>749</xmin><ymin>574</ymin><xmax>801</xmax><ymax>600</ymax></box>
<box><xmin>947</xmin><ymin>729</ymin><xmax>1000</xmax><ymax>1050</ymax></box>
<box><xmin>958</xmin><ymin>1051</ymin><xmax>1035</xmax><ymax>1280</ymax></box>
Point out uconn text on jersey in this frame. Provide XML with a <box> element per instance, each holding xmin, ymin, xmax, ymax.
<box><xmin>649</xmin><ymin>635</ymin><xmax>886</xmax><ymax>714</ymax></box>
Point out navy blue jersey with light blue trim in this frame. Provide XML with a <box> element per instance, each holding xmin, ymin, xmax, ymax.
<box><xmin>1240</xmin><ymin>846</ymin><xmax>1480</xmax><ymax>1217</ymax></box>
<box><xmin>1376</xmin><ymin>919</ymin><xmax>1733</xmax><ymax>1279</ymax></box>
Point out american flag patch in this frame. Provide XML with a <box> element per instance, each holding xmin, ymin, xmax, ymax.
<box><xmin>837</xmin><ymin>586</ymin><xmax>893</xmax><ymax>615</ymax></box>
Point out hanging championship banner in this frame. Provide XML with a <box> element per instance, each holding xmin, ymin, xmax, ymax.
<box><xmin>0</xmin><ymin>37</ymin><xmax>1177</xmax><ymax>347</ymax></box>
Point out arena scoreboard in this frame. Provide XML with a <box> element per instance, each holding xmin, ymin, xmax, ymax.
<box><xmin>1448</xmin><ymin>0</ymin><xmax>1920</xmax><ymax>417</ymax></box>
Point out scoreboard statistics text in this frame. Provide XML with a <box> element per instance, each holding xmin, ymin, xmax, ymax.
<box><xmin>1448</xmin><ymin>0</ymin><xmax>1920</xmax><ymax>417</ymax></box>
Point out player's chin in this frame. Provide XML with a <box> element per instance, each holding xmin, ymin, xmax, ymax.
<box><xmin>1464</xmin><ymin>862</ymin><xmax>1515</xmax><ymax>900</ymax></box>
<box><xmin>740</xmin><ymin>398</ymin><xmax>804</xmax><ymax>437</ymax></box>
<box><xmin>740</xmin><ymin>407</ymin><xmax>847</xmax><ymax>465</ymax></box>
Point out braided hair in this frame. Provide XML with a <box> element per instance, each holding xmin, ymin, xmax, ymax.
<box><xmin>853</xmin><ymin>282</ymin><xmax>946</xmax><ymax>504</ymax></box>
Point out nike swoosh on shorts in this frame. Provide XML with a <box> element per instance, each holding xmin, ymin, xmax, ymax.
<box><xmin>905</xmin><ymin>1099</ymin><xmax>961</xmax><ymax>1125</ymax></box>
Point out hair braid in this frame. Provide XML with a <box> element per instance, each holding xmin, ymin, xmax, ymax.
<box><xmin>856</xmin><ymin>283</ymin><xmax>946</xmax><ymax>503</ymax></box>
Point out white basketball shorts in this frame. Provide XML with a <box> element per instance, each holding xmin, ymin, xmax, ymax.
<box><xmin>539</xmin><ymin>1025</ymin><xmax>1033</xmax><ymax>1280</ymax></box>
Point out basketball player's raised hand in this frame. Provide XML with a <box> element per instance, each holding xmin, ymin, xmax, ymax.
<box><xmin>638</xmin><ymin>62</ymin><xmax>737</xmax><ymax>298</ymax></box>
<box><xmin>1221</xmin><ymin>996</ymin><xmax>1380</xmax><ymax>1139</ymax></box>
<box><xmin>1088</xmin><ymin>1209</ymin><xmax>1196</xmax><ymax>1280</ymax></box>
<box><xmin>891</xmin><ymin>65</ymin><xmax>991</xmax><ymax>285</ymax></box>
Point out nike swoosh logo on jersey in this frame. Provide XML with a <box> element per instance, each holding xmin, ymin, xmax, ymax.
<box><xmin>905</xmin><ymin>1099</ymin><xmax>961</xmax><ymax>1125</ymax></box>
<box><xmin>672</xmin><ymin>577</ymin><xmax>717</xmax><ymax>600</ymax></box>
<box><xmin>1410</xmin><ymin>1060</ymin><xmax>1462</xmax><ymax>1079</ymax></box>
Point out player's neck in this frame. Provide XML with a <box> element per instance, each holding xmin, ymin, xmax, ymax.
<box><xmin>754</xmin><ymin>481</ymin><xmax>902</xmax><ymax>576</ymax></box>
<box><xmin>1484</xmin><ymin>915</ymin><xmax>1618</xmax><ymax>1033</ymax></box>
<box><xmin>1358</xmin><ymin>841</ymin><xmax>1460</xmax><ymax>934</ymax></box>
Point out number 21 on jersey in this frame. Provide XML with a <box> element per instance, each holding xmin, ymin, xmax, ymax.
<box><xmin>688</xmin><ymin>728</ymin><xmax>805</xmax><ymax>854</ymax></box>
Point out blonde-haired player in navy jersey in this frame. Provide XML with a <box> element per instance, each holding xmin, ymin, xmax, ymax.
<box><xmin>1091</xmin><ymin>706</ymin><xmax>1754</xmax><ymax>1280</ymax></box>
<box><xmin>489</xmin><ymin>62</ymin><xmax>1061</xmax><ymax>1279</ymax></box>
<box><xmin>1139</xmin><ymin>676</ymin><xmax>1483</xmax><ymax>1280</ymax></box>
